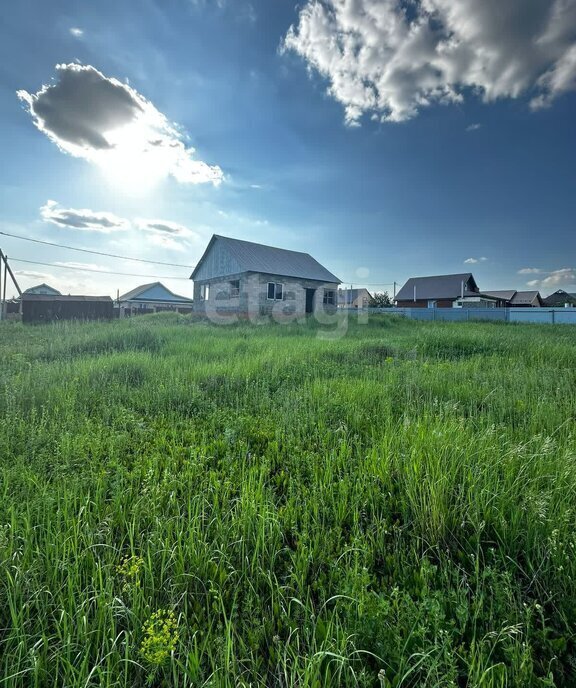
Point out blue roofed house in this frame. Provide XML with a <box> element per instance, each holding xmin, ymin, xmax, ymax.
<box><xmin>118</xmin><ymin>282</ymin><xmax>194</xmax><ymax>317</ymax></box>
<box><xmin>190</xmin><ymin>235</ymin><xmax>341</xmax><ymax>318</ymax></box>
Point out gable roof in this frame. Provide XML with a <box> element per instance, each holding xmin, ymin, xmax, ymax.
<box><xmin>483</xmin><ymin>290</ymin><xmax>517</xmax><ymax>301</ymax></box>
<box><xmin>484</xmin><ymin>290</ymin><xmax>541</xmax><ymax>306</ymax></box>
<box><xmin>191</xmin><ymin>235</ymin><xmax>340</xmax><ymax>283</ymax></box>
<box><xmin>510</xmin><ymin>290</ymin><xmax>541</xmax><ymax>306</ymax></box>
<box><xmin>395</xmin><ymin>273</ymin><xmax>477</xmax><ymax>301</ymax></box>
<box><xmin>118</xmin><ymin>282</ymin><xmax>193</xmax><ymax>304</ymax></box>
<box><xmin>338</xmin><ymin>288</ymin><xmax>371</xmax><ymax>303</ymax></box>
<box><xmin>23</xmin><ymin>283</ymin><xmax>61</xmax><ymax>295</ymax></box>
<box><xmin>542</xmin><ymin>289</ymin><xmax>576</xmax><ymax>305</ymax></box>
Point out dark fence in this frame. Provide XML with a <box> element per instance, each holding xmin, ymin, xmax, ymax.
<box><xmin>22</xmin><ymin>295</ymin><xmax>114</xmax><ymax>323</ymax></box>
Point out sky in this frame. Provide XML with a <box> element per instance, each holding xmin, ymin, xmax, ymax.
<box><xmin>1</xmin><ymin>0</ymin><xmax>575</xmax><ymax>299</ymax></box>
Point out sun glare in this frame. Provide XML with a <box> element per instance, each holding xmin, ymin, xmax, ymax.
<box><xmin>95</xmin><ymin>120</ymin><xmax>170</xmax><ymax>194</ymax></box>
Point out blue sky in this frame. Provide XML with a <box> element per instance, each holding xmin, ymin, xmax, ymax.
<box><xmin>1</xmin><ymin>0</ymin><xmax>575</xmax><ymax>298</ymax></box>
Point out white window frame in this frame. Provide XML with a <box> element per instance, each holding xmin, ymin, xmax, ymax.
<box><xmin>267</xmin><ymin>282</ymin><xmax>284</xmax><ymax>300</ymax></box>
<box><xmin>200</xmin><ymin>284</ymin><xmax>210</xmax><ymax>300</ymax></box>
<box><xmin>427</xmin><ymin>300</ymin><xmax>437</xmax><ymax>309</ymax></box>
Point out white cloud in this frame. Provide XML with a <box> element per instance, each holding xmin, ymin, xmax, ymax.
<box><xmin>136</xmin><ymin>218</ymin><xmax>200</xmax><ymax>251</ymax></box>
<box><xmin>466</xmin><ymin>123</ymin><xmax>481</xmax><ymax>132</ymax></box>
<box><xmin>70</xmin><ymin>27</ymin><xmax>84</xmax><ymax>38</ymax></box>
<box><xmin>40</xmin><ymin>201</ymin><xmax>200</xmax><ymax>252</ymax></box>
<box><xmin>464</xmin><ymin>256</ymin><xmax>487</xmax><ymax>264</ymax></box>
<box><xmin>40</xmin><ymin>200</ymin><xmax>129</xmax><ymax>232</ymax></box>
<box><xmin>15</xmin><ymin>270</ymin><xmax>55</xmax><ymax>280</ymax></box>
<box><xmin>518</xmin><ymin>267</ymin><xmax>543</xmax><ymax>274</ymax></box>
<box><xmin>527</xmin><ymin>268</ymin><xmax>576</xmax><ymax>288</ymax></box>
<box><xmin>282</xmin><ymin>0</ymin><xmax>576</xmax><ymax>125</ymax></box>
<box><xmin>137</xmin><ymin>219</ymin><xmax>198</xmax><ymax>238</ymax></box>
<box><xmin>18</xmin><ymin>63</ymin><xmax>223</xmax><ymax>187</ymax></box>
<box><xmin>54</xmin><ymin>261</ymin><xmax>108</xmax><ymax>271</ymax></box>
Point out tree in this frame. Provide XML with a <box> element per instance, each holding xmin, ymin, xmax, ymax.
<box><xmin>369</xmin><ymin>291</ymin><xmax>393</xmax><ymax>308</ymax></box>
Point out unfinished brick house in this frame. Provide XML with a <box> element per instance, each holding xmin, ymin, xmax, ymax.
<box><xmin>191</xmin><ymin>235</ymin><xmax>340</xmax><ymax>319</ymax></box>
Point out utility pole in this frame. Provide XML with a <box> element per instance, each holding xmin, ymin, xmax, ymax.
<box><xmin>1</xmin><ymin>252</ymin><xmax>6</xmax><ymax>320</ymax></box>
<box><xmin>0</xmin><ymin>250</ymin><xmax>23</xmax><ymax>319</ymax></box>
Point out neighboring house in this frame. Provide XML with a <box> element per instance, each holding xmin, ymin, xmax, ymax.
<box><xmin>118</xmin><ymin>282</ymin><xmax>194</xmax><ymax>317</ymax></box>
<box><xmin>395</xmin><ymin>273</ymin><xmax>498</xmax><ymax>308</ymax></box>
<box><xmin>23</xmin><ymin>283</ymin><xmax>61</xmax><ymax>296</ymax></box>
<box><xmin>542</xmin><ymin>289</ymin><xmax>576</xmax><ymax>307</ymax></box>
<box><xmin>191</xmin><ymin>235</ymin><xmax>340</xmax><ymax>318</ymax></box>
<box><xmin>338</xmin><ymin>288</ymin><xmax>372</xmax><ymax>308</ymax></box>
<box><xmin>21</xmin><ymin>294</ymin><xmax>113</xmax><ymax>323</ymax></box>
<box><xmin>483</xmin><ymin>290</ymin><xmax>543</xmax><ymax>307</ymax></box>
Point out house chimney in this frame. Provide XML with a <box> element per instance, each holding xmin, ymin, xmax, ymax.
<box><xmin>413</xmin><ymin>284</ymin><xmax>416</xmax><ymax>302</ymax></box>
<box><xmin>461</xmin><ymin>280</ymin><xmax>464</xmax><ymax>299</ymax></box>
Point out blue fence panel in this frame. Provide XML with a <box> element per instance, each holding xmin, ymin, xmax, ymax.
<box><xmin>469</xmin><ymin>310</ymin><xmax>507</xmax><ymax>321</ymax></box>
<box><xmin>360</xmin><ymin>306</ymin><xmax>576</xmax><ymax>324</ymax></box>
<box><xmin>553</xmin><ymin>310</ymin><xmax>576</xmax><ymax>324</ymax></box>
<box><xmin>508</xmin><ymin>309</ymin><xmax>551</xmax><ymax>324</ymax></box>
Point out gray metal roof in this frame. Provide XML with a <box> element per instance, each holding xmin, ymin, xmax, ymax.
<box><xmin>484</xmin><ymin>290</ymin><xmax>542</xmax><ymax>305</ymax></box>
<box><xmin>118</xmin><ymin>282</ymin><xmax>193</xmax><ymax>303</ymax></box>
<box><xmin>483</xmin><ymin>290</ymin><xmax>517</xmax><ymax>301</ymax></box>
<box><xmin>191</xmin><ymin>235</ymin><xmax>341</xmax><ymax>283</ymax></box>
<box><xmin>510</xmin><ymin>291</ymin><xmax>541</xmax><ymax>305</ymax></box>
<box><xmin>542</xmin><ymin>290</ymin><xmax>576</xmax><ymax>305</ymax></box>
<box><xmin>395</xmin><ymin>273</ymin><xmax>476</xmax><ymax>301</ymax></box>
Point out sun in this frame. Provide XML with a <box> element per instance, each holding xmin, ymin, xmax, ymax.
<box><xmin>94</xmin><ymin>121</ymin><xmax>171</xmax><ymax>194</ymax></box>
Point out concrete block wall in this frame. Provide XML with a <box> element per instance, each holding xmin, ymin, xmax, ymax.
<box><xmin>193</xmin><ymin>272</ymin><xmax>339</xmax><ymax>319</ymax></box>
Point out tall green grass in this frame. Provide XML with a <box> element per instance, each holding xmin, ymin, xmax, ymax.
<box><xmin>0</xmin><ymin>314</ymin><xmax>574</xmax><ymax>686</ymax></box>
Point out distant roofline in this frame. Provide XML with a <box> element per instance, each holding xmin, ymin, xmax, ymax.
<box><xmin>118</xmin><ymin>281</ymin><xmax>193</xmax><ymax>303</ymax></box>
<box><xmin>404</xmin><ymin>272</ymin><xmax>473</xmax><ymax>280</ymax></box>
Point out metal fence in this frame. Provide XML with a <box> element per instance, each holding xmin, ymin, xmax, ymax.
<box><xmin>352</xmin><ymin>307</ymin><xmax>576</xmax><ymax>325</ymax></box>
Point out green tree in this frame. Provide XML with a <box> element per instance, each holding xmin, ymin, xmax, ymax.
<box><xmin>369</xmin><ymin>291</ymin><xmax>393</xmax><ymax>307</ymax></box>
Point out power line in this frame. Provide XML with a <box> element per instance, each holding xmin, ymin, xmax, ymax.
<box><xmin>0</xmin><ymin>230</ymin><xmax>195</xmax><ymax>269</ymax></box>
<box><xmin>1</xmin><ymin>230</ymin><xmax>398</xmax><ymax>287</ymax></box>
<box><xmin>10</xmin><ymin>257</ymin><xmax>192</xmax><ymax>281</ymax></box>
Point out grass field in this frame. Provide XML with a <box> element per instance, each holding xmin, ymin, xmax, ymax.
<box><xmin>0</xmin><ymin>314</ymin><xmax>575</xmax><ymax>687</ymax></box>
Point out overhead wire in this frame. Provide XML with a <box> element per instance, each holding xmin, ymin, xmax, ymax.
<box><xmin>1</xmin><ymin>230</ymin><xmax>397</xmax><ymax>288</ymax></box>
<box><xmin>0</xmin><ymin>230</ymin><xmax>195</xmax><ymax>268</ymax></box>
<box><xmin>10</xmin><ymin>257</ymin><xmax>192</xmax><ymax>281</ymax></box>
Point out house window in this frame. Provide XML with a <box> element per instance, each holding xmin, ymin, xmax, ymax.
<box><xmin>230</xmin><ymin>280</ymin><xmax>240</xmax><ymax>297</ymax></box>
<box><xmin>427</xmin><ymin>300</ymin><xmax>437</xmax><ymax>308</ymax></box>
<box><xmin>323</xmin><ymin>289</ymin><xmax>336</xmax><ymax>305</ymax></box>
<box><xmin>267</xmin><ymin>282</ymin><xmax>284</xmax><ymax>300</ymax></box>
<box><xmin>200</xmin><ymin>284</ymin><xmax>210</xmax><ymax>300</ymax></box>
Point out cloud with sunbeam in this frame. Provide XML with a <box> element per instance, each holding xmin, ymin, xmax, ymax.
<box><xmin>18</xmin><ymin>63</ymin><xmax>223</xmax><ymax>190</ymax></box>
